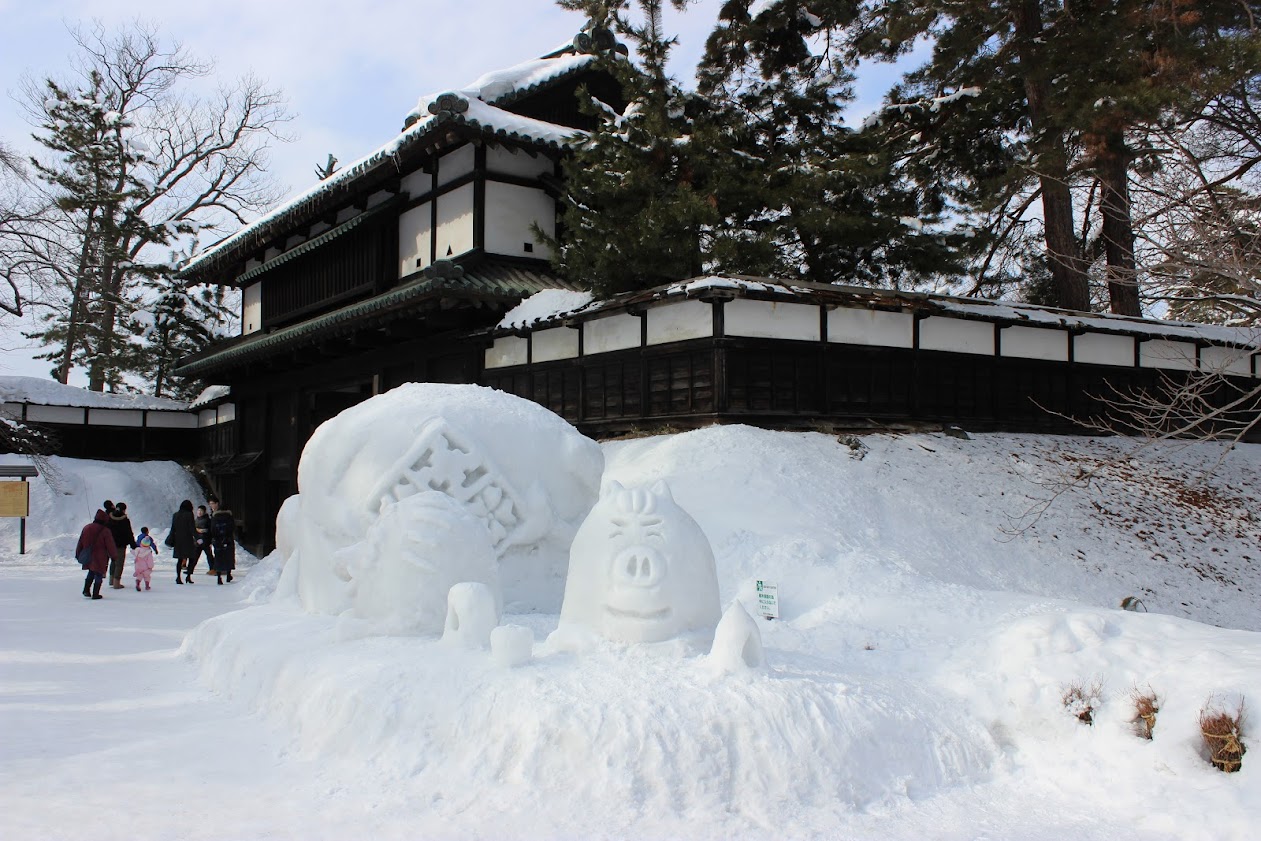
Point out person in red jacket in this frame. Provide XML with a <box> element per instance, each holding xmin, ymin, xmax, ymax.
<box><xmin>77</xmin><ymin>509</ymin><xmax>118</xmax><ymax>600</ymax></box>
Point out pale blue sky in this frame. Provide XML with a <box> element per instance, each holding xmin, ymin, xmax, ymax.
<box><xmin>0</xmin><ymin>0</ymin><xmax>910</xmax><ymax>385</ymax></box>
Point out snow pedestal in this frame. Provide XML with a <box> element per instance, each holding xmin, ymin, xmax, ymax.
<box><xmin>277</xmin><ymin>383</ymin><xmax>603</xmax><ymax>619</ymax></box>
<box><xmin>556</xmin><ymin>480</ymin><xmax>721</xmax><ymax>645</ymax></box>
<box><xmin>443</xmin><ymin>582</ymin><xmax>500</xmax><ymax>648</ymax></box>
<box><xmin>490</xmin><ymin>624</ymin><xmax>534</xmax><ymax>666</ymax></box>
<box><xmin>708</xmin><ymin>602</ymin><xmax>766</xmax><ymax>673</ymax></box>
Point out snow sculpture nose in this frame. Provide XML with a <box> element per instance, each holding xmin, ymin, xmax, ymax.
<box><xmin>612</xmin><ymin>545</ymin><xmax>665</xmax><ymax>588</ymax></box>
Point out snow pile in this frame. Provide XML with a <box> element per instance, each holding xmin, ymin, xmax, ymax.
<box><xmin>0</xmin><ymin>454</ymin><xmax>207</xmax><ymax>559</ymax></box>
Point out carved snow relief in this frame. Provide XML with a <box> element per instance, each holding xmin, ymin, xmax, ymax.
<box><xmin>557</xmin><ymin>480</ymin><xmax>721</xmax><ymax>644</ymax></box>
<box><xmin>281</xmin><ymin>383</ymin><xmax>603</xmax><ymax>619</ymax></box>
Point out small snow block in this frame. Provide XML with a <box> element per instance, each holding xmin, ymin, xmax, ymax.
<box><xmin>491</xmin><ymin>624</ymin><xmax>534</xmax><ymax>667</ymax></box>
<box><xmin>942</xmin><ymin>425</ymin><xmax>971</xmax><ymax>440</ymax></box>
<box><xmin>709</xmin><ymin>602</ymin><xmax>765</xmax><ymax>673</ymax></box>
<box><xmin>443</xmin><ymin>582</ymin><xmax>499</xmax><ymax>649</ymax></box>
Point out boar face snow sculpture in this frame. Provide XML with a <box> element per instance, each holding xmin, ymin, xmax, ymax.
<box><xmin>286</xmin><ymin>383</ymin><xmax>603</xmax><ymax>616</ymax></box>
<box><xmin>559</xmin><ymin>480</ymin><xmax>721</xmax><ymax>644</ymax></box>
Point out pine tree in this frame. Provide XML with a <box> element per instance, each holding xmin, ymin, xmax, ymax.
<box><xmin>143</xmin><ymin>269</ymin><xmax>235</xmax><ymax>399</ymax></box>
<box><xmin>696</xmin><ymin>0</ymin><xmax>966</xmax><ymax>288</ymax></box>
<box><xmin>547</xmin><ymin>1</ymin><xmax>719</xmax><ymax>296</ymax></box>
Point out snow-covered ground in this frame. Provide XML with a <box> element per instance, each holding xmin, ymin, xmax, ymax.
<box><xmin>2</xmin><ymin>424</ymin><xmax>1259</xmax><ymax>840</ymax></box>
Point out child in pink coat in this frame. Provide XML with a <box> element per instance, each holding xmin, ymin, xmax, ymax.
<box><xmin>133</xmin><ymin>527</ymin><xmax>159</xmax><ymax>591</ymax></box>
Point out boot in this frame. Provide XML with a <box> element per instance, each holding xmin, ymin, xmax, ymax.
<box><xmin>91</xmin><ymin>578</ymin><xmax>103</xmax><ymax>600</ymax></box>
<box><xmin>176</xmin><ymin>559</ymin><xmax>184</xmax><ymax>584</ymax></box>
<box><xmin>226</xmin><ymin>572</ymin><xmax>233</xmax><ymax>583</ymax></box>
<box><xmin>186</xmin><ymin>572</ymin><xmax>194</xmax><ymax>583</ymax></box>
<box><xmin>136</xmin><ymin>580</ymin><xmax>141</xmax><ymax>591</ymax></box>
<box><xmin>83</xmin><ymin>575</ymin><xmax>92</xmax><ymax>598</ymax></box>
<box><xmin>216</xmin><ymin>574</ymin><xmax>223</xmax><ymax>585</ymax></box>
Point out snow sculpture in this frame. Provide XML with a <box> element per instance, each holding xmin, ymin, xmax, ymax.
<box><xmin>283</xmin><ymin>383</ymin><xmax>603</xmax><ymax>617</ymax></box>
<box><xmin>347</xmin><ymin>493</ymin><xmax>499</xmax><ymax>634</ymax></box>
<box><xmin>708</xmin><ymin>602</ymin><xmax>766</xmax><ymax>673</ymax></box>
<box><xmin>443</xmin><ymin>582</ymin><xmax>500</xmax><ymax>648</ymax></box>
<box><xmin>491</xmin><ymin>624</ymin><xmax>534</xmax><ymax>667</ymax></box>
<box><xmin>557</xmin><ymin>480</ymin><xmax>721</xmax><ymax>644</ymax></box>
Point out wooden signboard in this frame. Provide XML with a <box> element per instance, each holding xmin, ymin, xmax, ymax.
<box><xmin>0</xmin><ymin>481</ymin><xmax>30</xmax><ymax>518</ymax></box>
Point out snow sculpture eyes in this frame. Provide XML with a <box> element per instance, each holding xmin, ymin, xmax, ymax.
<box><xmin>559</xmin><ymin>480</ymin><xmax>721</xmax><ymax>644</ymax></box>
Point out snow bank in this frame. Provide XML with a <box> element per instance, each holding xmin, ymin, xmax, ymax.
<box><xmin>0</xmin><ymin>375</ymin><xmax>187</xmax><ymax>410</ymax></box>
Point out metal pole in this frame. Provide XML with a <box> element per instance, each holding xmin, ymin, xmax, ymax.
<box><xmin>19</xmin><ymin>476</ymin><xmax>26</xmax><ymax>555</ymax></box>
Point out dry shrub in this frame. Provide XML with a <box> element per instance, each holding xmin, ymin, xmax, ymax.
<box><xmin>1130</xmin><ymin>686</ymin><xmax>1160</xmax><ymax>739</ymax></box>
<box><xmin>1062</xmin><ymin>679</ymin><xmax>1103</xmax><ymax>726</ymax></box>
<box><xmin>1199</xmin><ymin>696</ymin><xmax>1247</xmax><ymax>773</ymax></box>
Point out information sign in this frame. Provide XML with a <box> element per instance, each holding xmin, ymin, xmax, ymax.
<box><xmin>755</xmin><ymin>579</ymin><xmax>779</xmax><ymax>620</ymax></box>
<box><xmin>0</xmin><ymin>481</ymin><xmax>29</xmax><ymax>518</ymax></box>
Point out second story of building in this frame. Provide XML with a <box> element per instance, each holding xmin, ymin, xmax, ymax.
<box><xmin>177</xmin><ymin>28</ymin><xmax>625</xmax><ymax>341</ymax></box>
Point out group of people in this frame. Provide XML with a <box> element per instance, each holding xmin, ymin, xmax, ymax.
<box><xmin>75</xmin><ymin>496</ymin><xmax>236</xmax><ymax>600</ymax></box>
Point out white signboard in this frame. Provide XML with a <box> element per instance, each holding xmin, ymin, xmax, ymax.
<box><xmin>756</xmin><ymin>579</ymin><xmax>779</xmax><ymax>620</ymax></box>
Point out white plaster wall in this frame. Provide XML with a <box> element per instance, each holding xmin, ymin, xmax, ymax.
<box><xmin>583</xmin><ymin>313</ymin><xmax>641</xmax><ymax>355</ymax></box>
<box><xmin>1001</xmin><ymin>326</ymin><xmax>1069</xmax><ymax>362</ymax></box>
<box><xmin>724</xmin><ymin>299</ymin><xmax>819</xmax><ymax>341</ymax></box>
<box><xmin>146</xmin><ymin>412</ymin><xmax>198</xmax><ymax>429</ymax></box>
<box><xmin>1</xmin><ymin>403</ymin><xmax>21</xmax><ymax>419</ymax></box>
<box><xmin>435</xmin><ymin>184</ymin><xmax>475</xmax><ymax>261</ymax></box>
<box><xmin>919</xmin><ymin>317</ymin><xmax>995</xmax><ymax>356</ymax></box>
<box><xmin>488</xmin><ymin>146</ymin><xmax>551</xmax><ymax>180</ymax></box>
<box><xmin>1074</xmin><ymin>332</ymin><xmax>1134</xmax><ymax>367</ymax></box>
<box><xmin>399</xmin><ymin>203</ymin><xmax>433</xmax><ymax>274</ymax></box>
<box><xmin>646</xmin><ymin>300</ymin><xmax>714</xmax><ymax>345</ymax></box>
<box><xmin>485</xmin><ymin>182</ymin><xmax>553</xmax><ymax>260</ymax></box>
<box><xmin>437</xmin><ymin>144</ymin><xmax>475</xmax><ymax>187</ymax></box>
<box><xmin>242</xmin><ymin>283</ymin><xmax>262</xmax><ymax>335</ymax></box>
<box><xmin>198</xmin><ymin>409</ymin><xmax>218</xmax><ymax>428</ymax></box>
<box><xmin>88</xmin><ymin>408</ymin><xmax>144</xmax><ymax>427</ymax></box>
<box><xmin>401</xmin><ymin>168</ymin><xmax>431</xmax><ymax>197</ymax></box>
<box><xmin>531</xmin><ymin>327</ymin><xmax>580</xmax><ymax>362</ymax></box>
<box><xmin>218</xmin><ymin>403</ymin><xmax>236</xmax><ymax>423</ymax></box>
<box><xmin>827</xmin><ymin>308</ymin><xmax>914</xmax><ymax>348</ymax></box>
<box><xmin>26</xmin><ymin>405</ymin><xmax>84</xmax><ymax>424</ymax></box>
<box><xmin>1140</xmin><ymin>338</ymin><xmax>1197</xmax><ymax>371</ymax></box>
<box><xmin>1199</xmin><ymin>346</ymin><xmax>1255</xmax><ymax>378</ymax></box>
<box><xmin>485</xmin><ymin>336</ymin><xmax>529</xmax><ymax>369</ymax></box>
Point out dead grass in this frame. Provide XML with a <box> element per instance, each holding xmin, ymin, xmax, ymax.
<box><xmin>1130</xmin><ymin>686</ymin><xmax>1160</xmax><ymax>739</ymax></box>
<box><xmin>1200</xmin><ymin>696</ymin><xmax>1247</xmax><ymax>772</ymax></box>
<box><xmin>1062</xmin><ymin>679</ymin><xmax>1103</xmax><ymax>726</ymax></box>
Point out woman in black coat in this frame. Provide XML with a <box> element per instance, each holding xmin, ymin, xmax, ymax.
<box><xmin>106</xmin><ymin>501</ymin><xmax>137</xmax><ymax>590</ymax></box>
<box><xmin>167</xmin><ymin>499</ymin><xmax>199</xmax><ymax>584</ymax></box>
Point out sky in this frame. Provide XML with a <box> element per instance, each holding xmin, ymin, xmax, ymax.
<box><xmin>0</xmin><ymin>0</ymin><xmax>909</xmax><ymax>385</ymax></box>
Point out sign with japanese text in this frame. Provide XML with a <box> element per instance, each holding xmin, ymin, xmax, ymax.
<box><xmin>756</xmin><ymin>579</ymin><xmax>779</xmax><ymax>620</ymax></box>
<box><xmin>0</xmin><ymin>482</ymin><xmax>30</xmax><ymax>518</ymax></box>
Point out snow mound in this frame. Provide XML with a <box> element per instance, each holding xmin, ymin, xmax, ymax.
<box><xmin>187</xmin><ymin>601</ymin><xmax>999</xmax><ymax>819</ymax></box>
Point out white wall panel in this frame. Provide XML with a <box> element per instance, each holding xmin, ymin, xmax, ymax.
<box><xmin>827</xmin><ymin>308</ymin><xmax>913</xmax><ymax>348</ymax></box>
<box><xmin>919</xmin><ymin>317</ymin><xmax>994</xmax><ymax>356</ymax></box>
<box><xmin>435</xmin><ymin>184</ymin><xmax>474</xmax><ymax>261</ymax></box>
<box><xmin>1074</xmin><ymin>332</ymin><xmax>1134</xmax><ymax>367</ymax></box>
<box><xmin>583</xmin><ymin>314</ymin><xmax>641</xmax><ymax>355</ymax></box>
<box><xmin>488</xmin><ymin>146</ymin><xmax>551</xmax><ymax>179</ymax></box>
<box><xmin>401</xmin><ymin>168</ymin><xmax>431</xmax><ymax>197</ymax></box>
<box><xmin>645</xmin><ymin>300</ymin><xmax>713</xmax><ymax>345</ymax></box>
<box><xmin>1199</xmin><ymin>346</ymin><xmax>1255</xmax><ymax>377</ymax></box>
<box><xmin>485</xmin><ymin>182</ymin><xmax>553</xmax><ymax>260</ymax></box>
<box><xmin>88</xmin><ymin>408</ymin><xmax>143</xmax><ymax>427</ymax></box>
<box><xmin>198</xmin><ymin>409</ymin><xmax>219</xmax><ymax>428</ymax></box>
<box><xmin>26</xmin><ymin>405</ymin><xmax>84</xmax><ymax>424</ymax></box>
<box><xmin>1001</xmin><ymin>326</ymin><xmax>1068</xmax><ymax>361</ymax></box>
<box><xmin>1140</xmin><ymin>338</ymin><xmax>1197</xmax><ymax>371</ymax></box>
<box><xmin>724</xmin><ymin>299</ymin><xmax>819</xmax><ymax>341</ymax></box>
<box><xmin>398</xmin><ymin>202</ymin><xmax>433</xmax><ymax>274</ymax></box>
<box><xmin>146</xmin><ymin>412</ymin><xmax>198</xmax><ymax>429</ymax></box>
<box><xmin>437</xmin><ymin>144</ymin><xmax>475</xmax><ymax>187</ymax></box>
<box><xmin>242</xmin><ymin>283</ymin><xmax>262</xmax><ymax>334</ymax></box>
<box><xmin>531</xmin><ymin>327</ymin><xmax>579</xmax><ymax>362</ymax></box>
<box><xmin>218</xmin><ymin>403</ymin><xmax>236</xmax><ymax>423</ymax></box>
<box><xmin>485</xmin><ymin>336</ymin><xmax>529</xmax><ymax>369</ymax></box>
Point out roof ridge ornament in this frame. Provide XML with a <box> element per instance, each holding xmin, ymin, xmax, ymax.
<box><xmin>427</xmin><ymin>92</ymin><xmax>471</xmax><ymax>121</ymax></box>
<box><xmin>423</xmin><ymin>260</ymin><xmax>466</xmax><ymax>281</ymax></box>
<box><xmin>573</xmin><ymin>18</ymin><xmax>627</xmax><ymax>56</ymax></box>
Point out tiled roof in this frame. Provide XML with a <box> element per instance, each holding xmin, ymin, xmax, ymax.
<box><xmin>176</xmin><ymin>261</ymin><xmax>580</xmax><ymax>377</ymax></box>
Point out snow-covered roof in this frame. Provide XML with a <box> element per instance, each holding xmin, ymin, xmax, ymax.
<box><xmin>180</xmin><ymin>45</ymin><xmax>603</xmax><ymax>282</ymax></box>
<box><xmin>494</xmin><ymin>275</ymin><xmax>1261</xmax><ymax>350</ymax></box>
<box><xmin>188</xmin><ymin>385</ymin><xmax>230</xmax><ymax>409</ymax></box>
<box><xmin>0</xmin><ymin>376</ymin><xmax>189</xmax><ymax>411</ymax></box>
<box><xmin>498</xmin><ymin>289</ymin><xmax>595</xmax><ymax>330</ymax></box>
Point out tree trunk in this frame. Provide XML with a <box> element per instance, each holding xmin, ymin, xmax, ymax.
<box><xmin>1013</xmin><ymin>0</ymin><xmax>1091</xmax><ymax>312</ymax></box>
<box><xmin>1096</xmin><ymin>130</ymin><xmax>1140</xmax><ymax>315</ymax></box>
<box><xmin>57</xmin><ymin>206</ymin><xmax>99</xmax><ymax>384</ymax></box>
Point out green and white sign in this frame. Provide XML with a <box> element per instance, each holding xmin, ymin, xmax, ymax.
<box><xmin>756</xmin><ymin>579</ymin><xmax>779</xmax><ymax>620</ymax></box>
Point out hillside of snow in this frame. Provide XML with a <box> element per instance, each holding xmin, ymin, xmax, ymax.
<box><xmin>2</xmin><ymin>425</ymin><xmax>1259</xmax><ymax>840</ymax></box>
